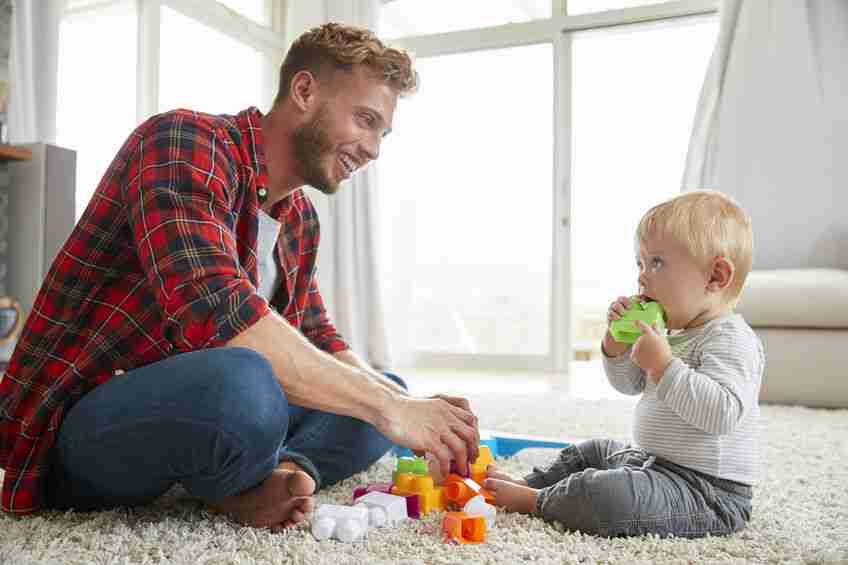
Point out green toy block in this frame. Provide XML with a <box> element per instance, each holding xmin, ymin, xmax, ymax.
<box><xmin>392</xmin><ymin>456</ymin><xmax>428</xmax><ymax>482</ymax></box>
<box><xmin>609</xmin><ymin>296</ymin><xmax>667</xmax><ymax>344</ymax></box>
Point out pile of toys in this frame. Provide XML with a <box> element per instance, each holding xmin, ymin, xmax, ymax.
<box><xmin>311</xmin><ymin>445</ymin><xmax>498</xmax><ymax>544</ymax></box>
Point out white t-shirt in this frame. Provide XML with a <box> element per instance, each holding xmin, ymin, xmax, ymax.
<box><xmin>256</xmin><ymin>209</ymin><xmax>283</xmax><ymax>302</ymax></box>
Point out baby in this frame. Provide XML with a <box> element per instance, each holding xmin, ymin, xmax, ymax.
<box><xmin>485</xmin><ymin>190</ymin><xmax>764</xmax><ymax>538</ymax></box>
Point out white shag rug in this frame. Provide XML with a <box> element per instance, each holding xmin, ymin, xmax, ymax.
<box><xmin>1</xmin><ymin>392</ymin><xmax>847</xmax><ymax>565</ymax></box>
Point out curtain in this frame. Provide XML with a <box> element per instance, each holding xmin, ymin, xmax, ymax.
<box><xmin>682</xmin><ymin>0</ymin><xmax>848</xmax><ymax>269</ymax></box>
<box><xmin>286</xmin><ymin>0</ymin><xmax>393</xmax><ymax>368</ymax></box>
<box><xmin>8</xmin><ymin>0</ymin><xmax>66</xmax><ymax>143</ymax></box>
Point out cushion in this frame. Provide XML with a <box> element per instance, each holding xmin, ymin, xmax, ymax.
<box><xmin>736</xmin><ymin>269</ymin><xmax>848</xmax><ymax>328</ymax></box>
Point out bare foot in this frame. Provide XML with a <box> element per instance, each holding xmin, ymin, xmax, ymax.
<box><xmin>484</xmin><ymin>478</ymin><xmax>539</xmax><ymax>514</ymax></box>
<box><xmin>486</xmin><ymin>464</ymin><xmax>528</xmax><ymax>486</ymax></box>
<box><xmin>209</xmin><ymin>463</ymin><xmax>316</xmax><ymax>532</ymax></box>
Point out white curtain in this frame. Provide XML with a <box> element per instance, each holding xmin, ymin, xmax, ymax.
<box><xmin>8</xmin><ymin>0</ymin><xmax>66</xmax><ymax>143</ymax></box>
<box><xmin>285</xmin><ymin>0</ymin><xmax>393</xmax><ymax>369</ymax></box>
<box><xmin>682</xmin><ymin>0</ymin><xmax>848</xmax><ymax>269</ymax></box>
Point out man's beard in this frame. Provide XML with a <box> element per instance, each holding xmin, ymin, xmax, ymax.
<box><xmin>291</xmin><ymin>105</ymin><xmax>339</xmax><ymax>195</ymax></box>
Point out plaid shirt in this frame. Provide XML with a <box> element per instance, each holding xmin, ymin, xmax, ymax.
<box><xmin>0</xmin><ymin>107</ymin><xmax>348</xmax><ymax>514</ymax></box>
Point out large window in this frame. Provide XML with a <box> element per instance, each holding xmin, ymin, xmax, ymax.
<box><xmin>379</xmin><ymin>0</ymin><xmax>718</xmax><ymax>369</ymax></box>
<box><xmin>57</xmin><ymin>0</ymin><xmax>282</xmax><ymax>217</ymax></box>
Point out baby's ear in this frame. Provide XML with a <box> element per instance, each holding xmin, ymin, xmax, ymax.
<box><xmin>708</xmin><ymin>256</ymin><xmax>734</xmax><ymax>293</ymax></box>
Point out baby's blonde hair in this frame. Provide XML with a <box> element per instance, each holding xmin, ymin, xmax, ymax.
<box><xmin>636</xmin><ymin>190</ymin><xmax>753</xmax><ymax>305</ymax></box>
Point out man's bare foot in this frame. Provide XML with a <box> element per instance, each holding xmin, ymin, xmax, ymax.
<box><xmin>209</xmin><ymin>463</ymin><xmax>316</xmax><ymax>532</ymax></box>
<box><xmin>484</xmin><ymin>478</ymin><xmax>539</xmax><ymax>514</ymax></box>
<box><xmin>486</xmin><ymin>464</ymin><xmax>528</xmax><ymax>486</ymax></box>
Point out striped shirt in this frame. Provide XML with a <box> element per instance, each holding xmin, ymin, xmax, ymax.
<box><xmin>603</xmin><ymin>313</ymin><xmax>764</xmax><ymax>485</ymax></box>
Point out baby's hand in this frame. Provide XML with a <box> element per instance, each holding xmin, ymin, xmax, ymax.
<box><xmin>631</xmin><ymin>321</ymin><xmax>673</xmax><ymax>384</ymax></box>
<box><xmin>602</xmin><ymin>296</ymin><xmax>634</xmax><ymax>357</ymax></box>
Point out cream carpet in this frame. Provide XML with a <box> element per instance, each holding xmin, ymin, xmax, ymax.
<box><xmin>1</xmin><ymin>391</ymin><xmax>847</xmax><ymax>565</ymax></box>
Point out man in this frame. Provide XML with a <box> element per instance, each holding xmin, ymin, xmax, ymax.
<box><xmin>0</xmin><ymin>23</ymin><xmax>479</xmax><ymax>531</ymax></box>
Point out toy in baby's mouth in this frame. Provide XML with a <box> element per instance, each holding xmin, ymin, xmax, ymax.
<box><xmin>609</xmin><ymin>296</ymin><xmax>667</xmax><ymax>344</ymax></box>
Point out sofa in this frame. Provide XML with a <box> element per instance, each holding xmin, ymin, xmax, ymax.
<box><xmin>735</xmin><ymin>269</ymin><xmax>848</xmax><ymax>408</ymax></box>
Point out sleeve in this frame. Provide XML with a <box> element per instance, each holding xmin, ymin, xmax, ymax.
<box><xmin>655</xmin><ymin>325</ymin><xmax>763</xmax><ymax>436</ymax></box>
<box><xmin>300</xmin><ymin>265</ymin><xmax>349</xmax><ymax>354</ymax></box>
<box><xmin>122</xmin><ymin>113</ymin><xmax>269</xmax><ymax>352</ymax></box>
<box><xmin>602</xmin><ymin>347</ymin><xmax>646</xmax><ymax>395</ymax></box>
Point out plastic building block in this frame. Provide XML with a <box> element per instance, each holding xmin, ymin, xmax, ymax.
<box><xmin>470</xmin><ymin>445</ymin><xmax>495</xmax><ymax>485</ymax></box>
<box><xmin>392</xmin><ymin>456</ymin><xmax>428</xmax><ymax>482</ymax></box>
<box><xmin>392</xmin><ymin>472</ymin><xmax>445</xmax><ymax>515</ymax></box>
<box><xmin>311</xmin><ymin>504</ymin><xmax>369</xmax><ymax>543</ymax></box>
<box><xmin>444</xmin><ymin>474</ymin><xmax>483</xmax><ymax>508</ymax></box>
<box><xmin>463</xmin><ymin>495</ymin><xmax>496</xmax><ymax>529</ymax></box>
<box><xmin>353</xmin><ymin>491</ymin><xmax>408</xmax><ymax>528</ymax></box>
<box><xmin>442</xmin><ymin>512</ymin><xmax>487</xmax><ymax>544</ymax></box>
<box><xmin>353</xmin><ymin>483</ymin><xmax>421</xmax><ymax>519</ymax></box>
<box><xmin>609</xmin><ymin>296</ymin><xmax>667</xmax><ymax>344</ymax></box>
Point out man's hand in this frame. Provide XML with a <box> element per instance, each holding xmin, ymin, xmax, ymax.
<box><xmin>631</xmin><ymin>320</ymin><xmax>673</xmax><ymax>384</ymax></box>
<box><xmin>377</xmin><ymin>394</ymin><xmax>479</xmax><ymax>477</ymax></box>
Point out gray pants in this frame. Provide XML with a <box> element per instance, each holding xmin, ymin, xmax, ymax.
<box><xmin>525</xmin><ymin>439</ymin><xmax>752</xmax><ymax>538</ymax></box>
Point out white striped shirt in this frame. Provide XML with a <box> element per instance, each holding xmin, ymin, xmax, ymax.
<box><xmin>603</xmin><ymin>313</ymin><xmax>764</xmax><ymax>485</ymax></box>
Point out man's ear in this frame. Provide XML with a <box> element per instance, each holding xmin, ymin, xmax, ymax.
<box><xmin>290</xmin><ymin>70</ymin><xmax>318</xmax><ymax>113</ymax></box>
<box><xmin>707</xmin><ymin>256</ymin><xmax>734</xmax><ymax>293</ymax></box>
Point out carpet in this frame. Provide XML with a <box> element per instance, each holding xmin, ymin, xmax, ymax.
<box><xmin>1</xmin><ymin>391</ymin><xmax>847</xmax><ymax>564</ymax></box>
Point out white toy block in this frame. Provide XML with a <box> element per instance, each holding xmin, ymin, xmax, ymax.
<box><xmin>463</xmin><ymin>495</ymin><xmax>496</xmax><ymax>529</ymax></box>
<box><xmin>353</xmin><ymin>491</ymin><xmax>408</xmax><ymax>527</ymax></box>
<box><xmin>311</xmin><ymin>504</ymin><xmax>369</xmax><ymax>542</ymax></box>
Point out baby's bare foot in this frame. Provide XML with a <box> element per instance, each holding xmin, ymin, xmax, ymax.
<box><xmin>484</xmin><ymin>478</ymin><xmax>539</xmax><ymax>514</ymax></box>
<box><xmin>486</xmin><ymin>464</ymin><xmax>528</xmax><ymax>486</ymax></box>
<box><xmin>209</xmin><ymin>464</ymin><xmax>316</xmax><ymax>532</ymax></box>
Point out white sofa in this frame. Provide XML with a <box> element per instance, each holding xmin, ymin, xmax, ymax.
<box><xmin>735</xmin><ymin>269</ymin><xmax>848</xmax><ymax>408</ymax></box>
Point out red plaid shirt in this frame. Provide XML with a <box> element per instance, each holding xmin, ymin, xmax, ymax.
<box><xmin>0</xmin><ymin>107</ymin><xmax>348</xmax><ymax>514</ymax></box>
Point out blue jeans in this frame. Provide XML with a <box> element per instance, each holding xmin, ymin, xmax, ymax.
<box><xmin>46</xmin><ymin>347</ymin><xmax>403</xmax><ymax>511</ymax></box>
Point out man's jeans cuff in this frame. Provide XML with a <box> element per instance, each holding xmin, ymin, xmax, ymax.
<box><xmin>279</xmin><ymin>450</ymin><xmax>322</xmax><ymax>490</ymax></box>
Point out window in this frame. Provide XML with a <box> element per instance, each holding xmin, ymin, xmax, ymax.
<box><xmin>57</xmin><ymin>0</ymin><xmax>281</xmax><ymax>218</ymax></box>
<box><xmin>379</xmin><ymin>1</ymin><xmax>718</xmax><ymax>369</ymax></box>
<box><xmin>379</xmin><ymin>44</ymin><xmax>553</xmax><ymax>358</ymax></box>
<box><xmin>380</xmin><ymin>0</ymin><xmax>551</xmax><ymax>39</ymax></box>
<box><xmin>570</xmin><ymin>18</ymin><xmax>718</xmax><ymax>347</ymax></box>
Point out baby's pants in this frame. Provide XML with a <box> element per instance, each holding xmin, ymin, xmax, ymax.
<box><xmin>525</xmin><ymin>438</ymin><xmax>752</xmax><ymax>538</ymax></box>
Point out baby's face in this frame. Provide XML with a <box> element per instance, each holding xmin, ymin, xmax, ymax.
<box><xmin>636</xmin><ymin>234</ymin><xmax>711</xmax><ymax>330</ymax></box>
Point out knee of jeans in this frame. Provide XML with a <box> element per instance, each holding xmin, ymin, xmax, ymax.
<box><xmin>382</xmin><ymin>371</ymin><xmax>407</xmax><ymax>390</ymax></box>
<box><xmin>203</xmin><ymin>347</ymin><xmax>287</xmax><ymax>446</ymax></box>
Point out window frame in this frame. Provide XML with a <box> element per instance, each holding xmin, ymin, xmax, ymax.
<box><xmin>383</xmin><ymin>0</ymin><xmax>718</xmax><ymax>372</ymax></box>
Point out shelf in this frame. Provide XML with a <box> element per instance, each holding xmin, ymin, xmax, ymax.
<box><xmin>0</xmin><ymin>145</ymin><xmax>33</xmax><ymax>162</ymax></box>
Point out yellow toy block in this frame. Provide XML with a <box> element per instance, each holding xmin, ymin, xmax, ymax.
<box><xmin>470</xmin><ymin>445</ymin><xmax>495</xmax><ymax>485</ymax></box>
<box><xmin>391</xmin><ymin>472</ymin><xmax>445</xmax><ymax>515</ymax></box>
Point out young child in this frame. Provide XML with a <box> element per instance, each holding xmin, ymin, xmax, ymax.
<box><xmin>485</xmin><ymin>190</ymin><xmax>765</xmax><ymax>538</ymax></box>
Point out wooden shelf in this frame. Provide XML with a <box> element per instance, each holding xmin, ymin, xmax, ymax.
<box><xmin>0</xmin><ymin>145</ymin><xmax>33</xmax><ymax>162</ymax></box>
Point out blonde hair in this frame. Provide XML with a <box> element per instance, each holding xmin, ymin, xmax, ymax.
<box><xmin>637</xmin><ymin>190</ymin><xmax>754</xmax><ymax>304</ymax></box>
<box><xmin>275</xmin><ymin>22</ymin><xmax>419</xmax><ymax>106</ymax></box>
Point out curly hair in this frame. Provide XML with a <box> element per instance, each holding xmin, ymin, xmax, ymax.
<box><xmin>275</xmin><ymin>22</ymin><xmax>419</xmax><ymax>106</ymax></box>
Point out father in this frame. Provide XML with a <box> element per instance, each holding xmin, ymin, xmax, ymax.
<box><xmin>0</xmin><ymin>23</ymin><xmax>479</xmax><ymax>530</ymax></box>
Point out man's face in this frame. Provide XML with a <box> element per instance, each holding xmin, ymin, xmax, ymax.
<box><xmin>292</xmin><ymin>66</ymin><xmax>398</xmax><ymax>194</ymax></box>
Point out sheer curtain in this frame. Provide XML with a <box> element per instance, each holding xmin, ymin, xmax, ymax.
<box><xmin>683</xmin><ymin>0</ymin><xmax>848</xmax><ymax>269</ymax></box>
<box><xmin>285</xmin><ymin>0</ymin><xmax>392</xmax><ymax>368</ymax></box>
<box><xmin>8</xmin><ymin>0</ymin><xmax>66</xmax><ymax>143</ymax></box>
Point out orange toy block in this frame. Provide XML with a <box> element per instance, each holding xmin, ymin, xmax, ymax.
<box><xmin>392</xmin><ymin>472</ymin><xmax>445</xmax><ymax>515</ymax></box>
<box><xmin>443</xmin><ymin>474</ymin><xmax>484</xmax><ymax>508</ymax></box>
<box><xmin>442</xmin><ymin>512</ymin><xmax>487</xmax><ymax>544</ymax></box>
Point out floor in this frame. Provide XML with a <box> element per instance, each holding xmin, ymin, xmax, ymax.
<box><xmin>397</xmin><ymin>360</ymin><xmax>637</xmax><ymax>403</ymax></box>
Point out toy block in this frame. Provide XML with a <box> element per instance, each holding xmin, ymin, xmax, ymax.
<box><xmin>442</xmin><ymin>512</ymin><xmax>487</xmax><ymax>544</ymax></box>
<box><xmin>392</xmin><ymin>472</ymin><xmax>445</xmax><ymax>515</ymax></box>
<box><xmin>470</xmin><ymin>445</ymin><xmax>495</xmax><ymax>485</ymax></box>
<box><xmin>609</xmin><ymin>296</ymin><xmax>667</xmax><ymax>344</ymax></box>
<box><xmin>392</xmin><ymin>456</ymin><xmax>428</xmax><ymax>483</ymax></box>
<box><xmin>354</xmin><ymin>483</ymin><xmax>421</xmax><ymax>519</ymax></box>
<box><xmin>354</xmin><ymin>491</ymin><xmax>408</xmax><ymax>528</ymax></box>
<box><xmin>443</xmin><ymin>474</ymin><xmax>483</xmax><ymax>508</ymax></box>
<box><xmin>311</xmin><ymin>504</ymin><xmax>369</xmax><ymax>543</ymax></box>
<box><xmin>463</xmin><ymin>495</ymin><xmax>496</xmax><ymax>529</ymax></box>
